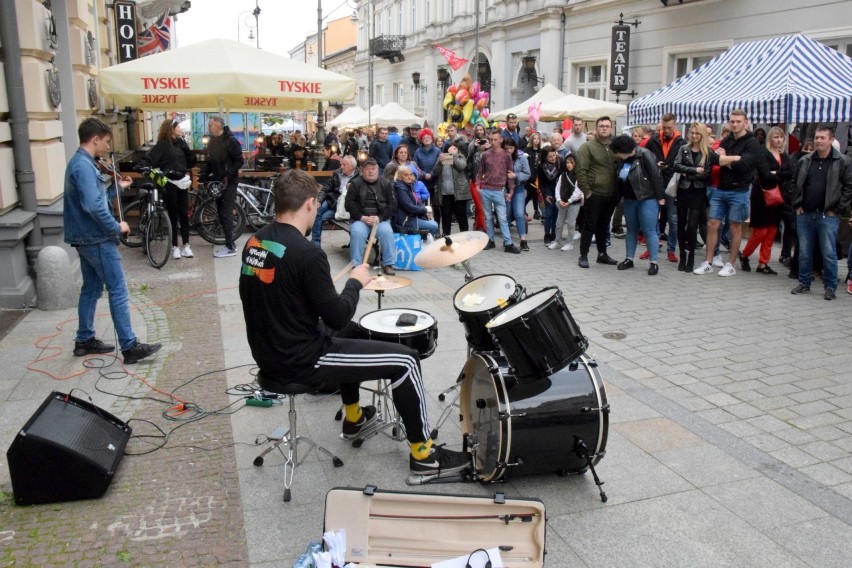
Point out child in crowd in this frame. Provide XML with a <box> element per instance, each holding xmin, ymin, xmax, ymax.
<box><xmin>549</xmin><ymin>155</ymin><xmax>584</xmax><ymax>251</ymax></box>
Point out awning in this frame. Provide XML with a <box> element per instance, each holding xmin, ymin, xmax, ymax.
<box><xmin>628</xmin><ymin>34</ymin><xmax>852</xmax><ymax>125</ymax></box>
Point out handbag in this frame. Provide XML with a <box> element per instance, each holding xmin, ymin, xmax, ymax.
<box><xmin>334</xmin><ymin>187</ymin><xmax>350</xmax><ymax>220</ymax></box>
<box><xmin>762</xmin><ymin>186</ymin><xmax>783</xmax><ymax>208</ymax></box>
<box><xmin>392</xmin><ymin>231</ymin><xmax>423</xmax><ymax>271</ymax></box>
<box><xmin>664</xmin><ymin>172</ymin><xmax>681</xmax><ymax>198</ymax></box>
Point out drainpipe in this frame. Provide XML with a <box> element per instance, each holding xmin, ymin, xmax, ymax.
<box><xmin>557</xmin><ymin>10</ymin><xmax>566</xmax><ymax>91</ymax></box>
<box><xmin>0</xmin><ymin>0</ymin><xmax>44</xmax><ymax>256</ymax></box>
<box><xmin>124</xmin><ymin>106</ymin><xmax>137</xmax><ymax>150</ymax></box>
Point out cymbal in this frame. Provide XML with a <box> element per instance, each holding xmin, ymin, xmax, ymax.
<box><xmin>415</xmin><ymin>231</ymin><xmax>490</xmax><ymax>269</ymax></box>
<box><xmin>363</xmin><ymin>274</ymin><xmax>413</xmax><ymax>291</ymax></box>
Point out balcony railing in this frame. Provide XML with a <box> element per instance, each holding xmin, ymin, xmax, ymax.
<box><xmin>369</xmin><ymin>35</ymin><xmax>406</xmax><ymax>63</ymax></box>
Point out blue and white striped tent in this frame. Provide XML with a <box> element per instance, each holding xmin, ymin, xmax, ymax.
<box><xmin>628</xmin><ymin>34</ymin><xmax>852</xmax><ymax>125</ymax></box>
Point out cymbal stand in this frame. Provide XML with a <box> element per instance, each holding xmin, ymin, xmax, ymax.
<box><xmin>460</xmin><ymin>259</ymin><xmax>475</xmax><ymax>282</ymax></box>
<box><xmin>373</xmin><ymin>288</ymin><xmax>385</xmax><ymax>309</ymax></box>
<box><xmin>430</xmin><ymin>345</ymin><xmax>472</xmax><ymax>439</ymax></box>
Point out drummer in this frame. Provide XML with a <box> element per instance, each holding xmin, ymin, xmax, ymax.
<box><xmin>239</xmin><ymin>169</ymin><xmax>469</xmax><ymax>478</ymax></box>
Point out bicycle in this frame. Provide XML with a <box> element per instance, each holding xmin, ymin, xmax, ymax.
<box><xmin>191</xmin><ymin>180</ymin><xmax>248</xmax><ymax>245</ymax></box>
<box><xmin>119</xmin><ymin>167</ymin><xmax>179</xmax><ymax>268</ymax></box>
<box><xmin>236</xmin><ymin>182</ymin><xmax>276</xmax><ymax>231</ymax></box>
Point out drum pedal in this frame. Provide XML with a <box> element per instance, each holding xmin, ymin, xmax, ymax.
<box><xmin>405</xmin><ymin>470</ymin><xmax>469</xmax><ymax>486</ymax></box>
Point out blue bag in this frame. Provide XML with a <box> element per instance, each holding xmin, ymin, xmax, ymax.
<box><xmin>393</xmin><ymin>232</ymin><xmax>423</xmax><ymax>271</ymax></box>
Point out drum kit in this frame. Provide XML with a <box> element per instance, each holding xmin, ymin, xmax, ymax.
<box><xmin>346</xmin><ymin>231</ymin><xmax>609</xmax><ymax>501</ymax></box>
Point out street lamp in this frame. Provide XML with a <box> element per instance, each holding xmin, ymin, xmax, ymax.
<box><xmin>237</xmin><ymin>11</ymin><xmax>257</xmax><ymax>46</ymax></box>
<box><xmin>411</xmin><ymin>72</ymin><xmax>427</xmax><ymax>92</ymax></box>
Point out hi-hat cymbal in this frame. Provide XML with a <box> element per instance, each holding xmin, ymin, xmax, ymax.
<box><xmin>363</xmin><ymin>274</ymin><xmax>413</xmax><ymax>291</ymax></box>
<box><xmin>415</xmin><ymin>231</ymin><xmax>490</xmax><ymax>269</ymax></box>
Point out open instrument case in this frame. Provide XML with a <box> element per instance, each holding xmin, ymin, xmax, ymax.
<box><xmin>323</xmin><ymin>485</ymin><xmax>546</xmax><ymax>567</ymax></box>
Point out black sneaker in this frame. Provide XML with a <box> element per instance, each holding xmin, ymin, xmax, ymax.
<box><xmin>790</xmin><ymin>284</ymin><xmax>810</xmax><ymax>295</ymax></box>
<box><xmin>409</xmin><ymin>444</ymin><xmax>469</xmax><ymax>476</ymax></box>
<box><xmin>122</xmin><ymin>342</ymin><xmax>162</xmax><ymax>364</ymax></box>
<box><xmin>597</xmin><ymin>253</ymin><xmax>618</xmax><ymax>265</ymax></box>
<box><xmin>740</xmin><ymin>256</ymin><xmax>752</xmax><ymax>272</ymax></box>
<box><xmin>578</xmin><ymin>256</ymin><xmax>590</xmax><ymax>268</ymax></box>
<box><xmin>73</xmin><ymin>337</ymin><xmax>115</xmax><ymax>357</ymax></box>
<box><xmin>504</xmin><ymin>244</ymin><xmax>521</xmax><ymax>254</ymax></box>
<box><xmin>648</xmin><ymin>262</ymin><xmax>659</xmax><ymax>276</ymax></box>
<box><xmin>617</xmin><ymin>258</ymin><xmax>634</xmax><ymax>270</ymax></box>
<box><xmin>533</xmin><ymin>211</ymin><xmax>541</xmax><ymax>220</ymax></box>
<box><xmin>484</xmin><ymin>240</ymin><xmax>496</xmax><ymax>250</ymax></box>
<box><xmin>341</xmin><ymin>405</ymin><xmax>378</xmax><ymax>439</ymax></box>
<box><xmin>824</xmin><ymin>288</ymin><xmax>836</xmax><ymax>301</ymax></box>
<box><xmin>520</xmin><ymin>240</ymin><xmax>530</xmax><ymax>251</ymax></box>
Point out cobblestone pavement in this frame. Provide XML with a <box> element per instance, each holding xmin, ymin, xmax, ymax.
<box><xmin>1</xmin><ymin>217</ymin><xmax>851</xmax><ymax>567</ymax></box>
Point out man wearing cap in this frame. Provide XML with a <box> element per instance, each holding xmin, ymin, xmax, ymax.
<box><xmin>345</xmin><ymin>158</ymin><xmax>399</xmax><ymax>275</ymax></box>
<box><xmin>404</xmin><ymin>123</ymin><xmax>421</xmax><ymax>159</ymax></box>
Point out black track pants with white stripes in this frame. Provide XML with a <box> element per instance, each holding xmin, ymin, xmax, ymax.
<box><xmin>301</xmin><ymin>321</ymin><xmax>431</xmax><ymax>443</ymax></box>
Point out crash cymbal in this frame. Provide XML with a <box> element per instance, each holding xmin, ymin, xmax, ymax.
<box><xmin>363</xmin><ymin>274</ymin><xmax>413</xmax><ymax>291</ymax></box>
<box><xmin>415</xmin><ymin>231</ymin><xmax>490</xmax><ymax>269</ymax></box>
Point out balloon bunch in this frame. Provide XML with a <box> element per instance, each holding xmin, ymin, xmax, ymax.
<box><xmin>442</xmin><ymin>74</ymin><xmax>490</xmax><ymax>131</ymax></box>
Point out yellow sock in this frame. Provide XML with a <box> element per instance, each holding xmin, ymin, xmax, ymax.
<box><xmin>410</xmin><ymin>439</ymin><xmax>434</xmax><ymax>460</ymax></box>
<box><xmin>344</xmin><ymin>403</ymin><xmax>362</xmax><ymax>423</ymax></box>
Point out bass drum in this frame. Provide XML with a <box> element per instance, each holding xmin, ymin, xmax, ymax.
<box><xmin>459</xmin><ymin>352</ymin><xmax>608</xmax><ymax>482</ymax></box>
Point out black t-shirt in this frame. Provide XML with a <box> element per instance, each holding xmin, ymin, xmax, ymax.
<box><xmin>239</xmin><ymin>222</ymin><xmax>362</xmax><ymax>378</ymax></box>
<box><xmin>802</xmin><ymin>156</ymin><xmax>830</xmax><ymax>212</ymax></box>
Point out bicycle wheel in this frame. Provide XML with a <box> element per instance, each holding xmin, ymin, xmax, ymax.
<box><xmin>196</xmin><ymin>198</ymin><xmax>247</xmax><ymax>245</ymax></box>
<box><xmin>145</xmin><ymin>207</ymin><xmax>173</xmax><ymax>269</ymax></box>
<box><xmin>119</xmin><ymin>200</ymin><xmax>145</xmax><ymax>248</ymax></box>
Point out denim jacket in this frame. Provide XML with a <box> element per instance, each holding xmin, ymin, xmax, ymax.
<box><xmin>64</xmin><ymin>148</ymin><xmax>121</xmax><ymax>246</ymax></box>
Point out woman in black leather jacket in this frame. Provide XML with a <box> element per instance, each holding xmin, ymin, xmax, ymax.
<box><xmin>673</xmin><ymin>123</ymin><xmax>721</xmax><ymax>272</ymax></box>
<box><xmin>610</xmin><ymin>135</ymin><xmax>665</xmax><ymax>275</ymax></box>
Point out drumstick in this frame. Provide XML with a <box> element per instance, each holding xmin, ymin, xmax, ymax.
<box><xmin>331</xmin><ymin>260</ymin><xmax>355</xmax><ymax>283</ymax></box>
<box><xmin>362</xmin><ymin>220</ymin><xmax>379</xmax><ymax>267</ymax></box>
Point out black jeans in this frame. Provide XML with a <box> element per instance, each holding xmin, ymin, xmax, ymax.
<box><xmin>580</xmin><ymin>193</ymin><xmax>618</xmax><ymax>257</ymax></box>
<box><xmin>296</xmin><ymin>321</ymin><xmax>431</xmax><ymax>444</ymax></box>
<box><xmin>676</xmin><ymin>204</ymin><xmax>707</xmax><ymax>254</ymax></box>
<box><xmin>780</xmin><ymin>205</ymin><xmax>797</xmax><ymax>259</ymax></box>
<box><xmin>164</xmin><ymin>186</ymin><xmax>189</xmax><ymax>247</ymax></box>
<box><xmin>441</xmin><ymin>194</ymin><xmax>469</xmax><ymax>235</ymax></box>
<box><xmin>216</xmin><ymin>181</ymin><xmax>238</xmax><ymax>250</ymax></box>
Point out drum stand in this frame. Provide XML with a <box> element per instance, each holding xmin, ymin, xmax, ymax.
<box><xmin>343</xmin><ymin>379</ymin><xmax>407</xmax><ymax>448</ymax></box>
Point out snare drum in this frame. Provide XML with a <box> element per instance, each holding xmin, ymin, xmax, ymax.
<box><xmin>486</xmin><ymin>287</ymin><xmax>587</xmax><ymax>381</ymax></box>
<box><xmin>453</xmin><ymin>274</ymin><xmax>525</xmax><ymax>352</ymax></box>
<box><xmin>460</xmin><ymin>351</ymin><xmax>608</xmax><ymax>482</ymax></box>
<box><xmin>358</xmin><ymin>308</ymin><xmax>438</xmax><ymax>359</ymax></box>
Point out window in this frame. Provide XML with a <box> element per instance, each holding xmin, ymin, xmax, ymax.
<box><xmin>359</xmin><ymin>86</ymin><xmax>366</xmax><ymax>108</ymax></box>
<box><xmin>386</xmin><ymin>7</ymin><xmax>391</xmax><ymax>34</ymax></box>
<box><xmin>393</xmin><ymin>83</ymin><xmax>403</xmax><ymax>103</ymax></box>
<box><xmin>415</xmin><ymin>86</ymin><xmax>424</xmax><ymax>108</ymax></box>
<box><xmin>425</xmin><ymin>0</ymin><xmax>431</xmax><ymax>24</ymax></box>
<box><xmin>397</xmin><ymin>2</ymin><xmax>402</xmax><ymax>34</ymax></box>
<box><xmin>575</xmin><ymin>63</ymin><xmax>606</xmax><ymax>101</ymax></box>
<box><xmin>375</xmin><ymin>84</ymin><xmax>384</xmax><ymax>105</ymax></box>
<box><xmin>411</xmin><ymin>1</ymin><xmax>417</xmax><ymax>31</ymax></box>
<box><xmin>674</xmin><ymin>54</ymin><xmax>716</xmax><ymax>79</ymax></box>
<box><xmin>449</xmin><ymin>0</ymin><xmax>455</xmax><ymax>17</ymax></box>
<box><xmin>374</xmin><ymin>9</ymin><xmax>381</xmax><ymax>35</ymax></box>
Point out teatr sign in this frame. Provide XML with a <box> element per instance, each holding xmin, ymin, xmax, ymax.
<box><xmin>610</xmin><ymin>24</ymin><xmax>630</xmax><ymax>92</ymax></box>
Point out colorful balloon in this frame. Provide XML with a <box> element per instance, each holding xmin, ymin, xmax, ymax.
<box><xmin>447</xmin><ymin>84</ymin><xmax>458</xmax><ymax>95</ymax></box>
<box><xmin>455</xmin><ymin>88</ymin><xmax>470</xmax><ymax>105</ymax></box>
<box><xmin>470</xmin><ymin>81</ymin><xmax>480</xmax><ymax>99</ymax></box>
<box><xmin>443</xmin><ymin>91</ymin><xmax>455</xmax><ymax>110</ymax></box>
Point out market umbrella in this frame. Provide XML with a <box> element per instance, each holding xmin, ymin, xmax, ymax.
<box><xmin>99</xmin><ymin>38</ymin><xmax>355</xmax><ymax>111</ymax></box>
<box><xmin>538</xmin><ymin>94</ymin><xmax>627</xmax><ymax>121</ymax></box>
<box><xmin>489</xmin><ymin>83</ymin><xmax>568</xmax><ymax>122</ymax></box>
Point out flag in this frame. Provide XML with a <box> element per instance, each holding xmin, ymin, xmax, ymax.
<box><xmin>138</xmin><ymin>11</ymin><xmax>171</xmax><ymax>58</ymax></box>
<box><xmin>434</xmin><ymin>44</ymin><xmax>469</xmax><ymax>71</ymax></box>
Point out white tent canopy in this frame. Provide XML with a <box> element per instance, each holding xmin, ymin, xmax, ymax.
<box><xmin>371</xmin><ymin>102</ymin><xmax>424</xmax><ymax>129</ymax></box>
<box><xmin>539</xmin><ymin>94</ymin><xmax>627</xmax><ymax>122</ymax></box>
<box><xmin>327</xmin><ymin>106</ymin><xmax>368</xmax><ymax>128</ymax></box>
<box><xmin>99</xmin><ymin>38</ymin><xmax>355</xmax><ymax>111</ymax></box>
<box><xmin>489</xmin><ymin>83</ymin><xmax>568</xmax><ymax>122</ymax></box>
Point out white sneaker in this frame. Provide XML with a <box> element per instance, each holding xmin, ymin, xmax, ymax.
<box><xmin>172</xmin><ymin>246</ymin><xmax>181</xmax><ymax>260</ymax></box>
<box><xmin>693</xmin><ymin>261</ymin><xmax>713</xmax><ymax>275</ymax></box>
<box><xmin>573</xmin><ymin>231</ymin><xmax>581</xmax><ymax>241</ymax></box>
<box><xmin>712</xmin><ymin>255</ymin><xmax>725</xmax><ymax>268</ymax></box>
<box><xmin>561</xmin><ymin>242</ymin><xmax>574</xmax><ymax>251</ymax></box>
<box><xmin>547</xmin><ymin>241</ymin><xmax>560</xmax><ymax>250</ymax></box>
<box><xmin>182</xmin><ymin>244</ymin><xmax>194</xmax><ymax>258</ymax></box>
<box><xmin>213</xmin><ymin>247</ymin><xmax>237</xmax><ymax>258</ymax></box>
<box><xmin>718</xmin><ymin>263</ymin><xmax>736</xmax><ymax>277</ymax></box>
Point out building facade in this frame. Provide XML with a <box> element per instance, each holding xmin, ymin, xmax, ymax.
<box><xmin>0</xmin><ymin>0</ymin><xmax>183</xmax><ymax>308</ymax></box>
<box><xmin>354</xmin><ymin>0</ymin><xmax>852</xmax><ymax>127</ymax></box>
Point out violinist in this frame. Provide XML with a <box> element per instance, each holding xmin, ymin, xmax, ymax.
<box><xmin>141</xmin><ymin>118</ymin><xmax>196</xmax><ymax>259</ymax></box>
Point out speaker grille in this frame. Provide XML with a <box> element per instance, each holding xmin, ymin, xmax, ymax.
<box><xmin>26</xmin><ymin>397</ymin><xmax>126</xmax><ymax>471</ymax></box>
